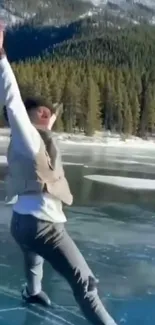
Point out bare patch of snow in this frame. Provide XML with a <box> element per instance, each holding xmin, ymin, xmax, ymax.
<box><xmin>1</xmin><ymin>128</ymin><xmax>155</xmax><ymax>150</ymax></box>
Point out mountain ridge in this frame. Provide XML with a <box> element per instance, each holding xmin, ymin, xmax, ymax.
<box><xmin>1</xmin><ymin>0</ymin><xmax>155</xmax><ymax>27</ymax></box>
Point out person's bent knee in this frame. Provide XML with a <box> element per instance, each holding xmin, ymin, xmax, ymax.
<box><xmin>73</xmin><ymin>269</ymin><xmax>99</xmax><ymax>298</ymax></box>
<box><xmin>87</xmin><ymin>276</ymin><xmax>98</xmax><ymax>291</ymax></box>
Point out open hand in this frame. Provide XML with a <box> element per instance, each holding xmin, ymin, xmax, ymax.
<box><xmin>48</xmin><ymin>113</ymin><xmax>57</xmax><ymax>130</ymax></box>
<box><xmin>47</xmin><ymin>103</ymin><xmax>63</xmax><ymax>130</ymax></box>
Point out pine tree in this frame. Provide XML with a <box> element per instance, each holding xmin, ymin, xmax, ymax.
<box><xmin>114</xmin><ymin>83</ymin><xmax>123</xmax><ymax>133</ymax></box>
<box><xmin>41</xmin><ymin>74</ymin><xmax>52</xmax><ymax>103</ymax></box>
<box><xmin>139</xmin><ymin>74</ymin><xmax>149</xmax><ymax>137</ymax></box>
<box><xmin>130</xmin><ymin>90</ymin><xmax>140</xmax><ymax>135</ymax></box>
<box><xmin>122</xmin><ymin>90</ymin><xmax>133</xmax><ymax>135</ymax></box>
<box><xmin>113</xmin><ymin>70</ymin><xmax>124</xmax><ymax>132</ymax></box>
<box><xmin>62</xmin><ymin>78</ymin><xmax>80</xmax><ymax>133</ymax></box>
<box><xmin>102</xmin><ymin>71</ymin><xmax>115</xmax><ymax>131</ymax></box>
<box><xmin>146</xmin><ymin>86</ymin><xmax>155</xmax><ymax>133</ymax></box>
<box><xmin>85</xmin><ymin>74</ymin><xmax>102</xmax><ymax>136</ymax></box>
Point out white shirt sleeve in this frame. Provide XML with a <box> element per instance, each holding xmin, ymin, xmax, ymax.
<box><xmin>0</xmin><ymin>56</ymin><xmax>40</xmax><ymax>158</ymax></box>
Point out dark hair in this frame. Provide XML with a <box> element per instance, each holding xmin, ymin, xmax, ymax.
<box><xmin>3</xmin><ymin>96</ymin><xmax>54</xmax><ymax>122</ymax></box>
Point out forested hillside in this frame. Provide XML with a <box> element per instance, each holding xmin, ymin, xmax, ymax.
<box><xmin>5</xmin><ymin>20</ymin><xmax>155</xmax><ymax>137</ymax></box>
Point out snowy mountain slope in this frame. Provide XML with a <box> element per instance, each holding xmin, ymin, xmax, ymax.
<box><xmin>1</xmin><ymin>0</ymin><xmax>155</xmax><ymax>26</ymax></box>
<box><xmin>89</xmin><ymin>0</ymin><xmax>155</xmax><ymax>9</ymax></box>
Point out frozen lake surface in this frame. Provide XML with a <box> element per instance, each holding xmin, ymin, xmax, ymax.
<box><xmin>1</xmin><ymin>135</ymin><xmax>155</xmax><ymax>324</ymax></box>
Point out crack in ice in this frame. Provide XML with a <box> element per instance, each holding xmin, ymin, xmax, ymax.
<box><xmin>0</xmin><ymin>307</ymin><xmax>25</xmax><ymax>313</ymax></box>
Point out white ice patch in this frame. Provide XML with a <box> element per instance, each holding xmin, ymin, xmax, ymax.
<box><xmin>84</xmin><ymin>175</ymin><xmax>155</xmax><ymax>190</ymax></box>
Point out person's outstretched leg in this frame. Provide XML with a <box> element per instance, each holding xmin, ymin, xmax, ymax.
<box><xmin>34</xmin><ymin>223</ymin><xmax>117</xmax><ymax>325</ymax></box>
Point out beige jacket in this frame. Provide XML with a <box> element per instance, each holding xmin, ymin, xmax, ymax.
<box><xmin>6</xmin><ymin>128</ymin><xmax>73</xmax><ymax>205</ymax></box>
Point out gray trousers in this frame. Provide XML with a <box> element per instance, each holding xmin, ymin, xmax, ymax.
<box><xmin>11</xmin><ymin>212</ymin><xmax>116</xmax><ymax>325</ymax></box>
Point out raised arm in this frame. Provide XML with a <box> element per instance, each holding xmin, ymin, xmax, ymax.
<box><xmin>0</xmin><ymin>28</ymin><xmax>40</xmax><ymax>157</ymax></box>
